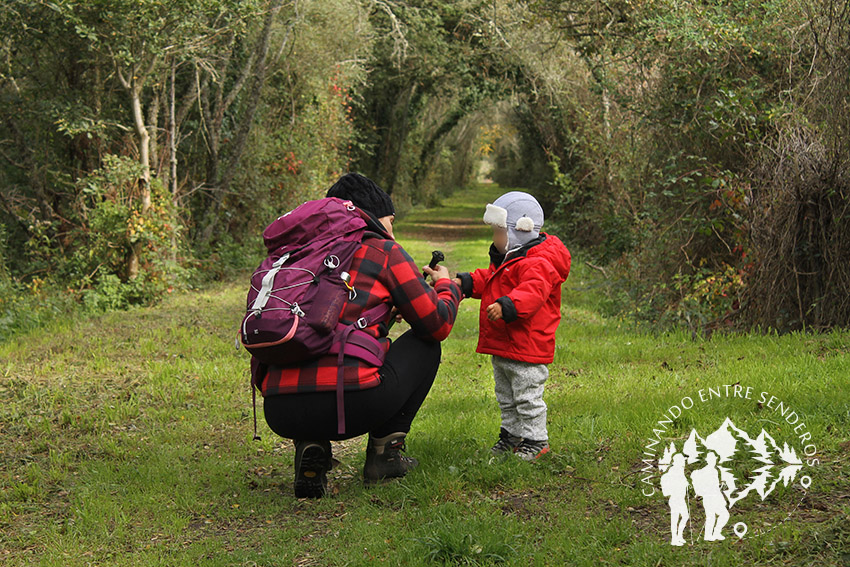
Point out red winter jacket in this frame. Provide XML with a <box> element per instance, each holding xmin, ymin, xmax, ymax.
<box><xmin>458</xmin><ymin>234</ymin><xmax>571</xmax><ymax>364</ymax></box>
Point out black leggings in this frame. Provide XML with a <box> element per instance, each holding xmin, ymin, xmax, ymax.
<box><xmin>263</xmin><ymin>330</ymin><xmax>441</xmax><ymax>441</ymax></box>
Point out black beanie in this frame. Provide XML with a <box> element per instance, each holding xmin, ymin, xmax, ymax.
<box><xmin>326</xmin><ymin>173</ymin><xmax>395</xmax><ymax>218</ymax></box>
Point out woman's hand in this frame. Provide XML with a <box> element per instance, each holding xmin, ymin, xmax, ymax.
<box><xmin>423</xmin><ymin>264</ymin><xmax>450</xmax><ymax>285</ymax></box>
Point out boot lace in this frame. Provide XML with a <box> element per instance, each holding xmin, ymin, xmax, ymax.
<box><xmin>491</xmin><ymin>429</ymin><xmax>522</xmax><ymax>453</ymax></box>
<box><xmin>387</xmin><ymin>440</ymin><xmax>415</xmax><ymax>463</ymax></box>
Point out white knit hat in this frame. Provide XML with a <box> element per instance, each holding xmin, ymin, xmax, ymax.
<box><xmin>483</xmin><ymin>191</ymin><xmax>544</xmax><ymax>251</ymax></box>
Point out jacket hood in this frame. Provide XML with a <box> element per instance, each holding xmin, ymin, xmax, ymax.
<box><xmin>526</xmin><ymin>233</ymin><xmax>571</xmax><ymax>280</ymax></box>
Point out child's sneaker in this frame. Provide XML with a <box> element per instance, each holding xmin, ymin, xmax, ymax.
<box><xmin>490</xmin><ymin>427</ymin><xmax>523</xmax><ymax>455</ymax></box>
<box><xmin>514</xmin><ymin>439</ymin><xmax>550</xmax><ymax>461</ymax></box>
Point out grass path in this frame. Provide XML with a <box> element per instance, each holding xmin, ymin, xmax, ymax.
<box><xmin>1</xmin><ymin>184</ymin><xmax>848</xmax><ymax>566</ymax></box>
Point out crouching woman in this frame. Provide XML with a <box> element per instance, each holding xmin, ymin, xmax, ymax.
<box><xmin>253</xmin><ymin>173</ymin><xmax>462</xmax><ymax>498</ymax></box>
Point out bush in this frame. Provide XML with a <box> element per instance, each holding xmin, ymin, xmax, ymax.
<box><xmin>192</xmin><ymin>232</ymin><xmax>265</xmax><ymax>283</ymax></box>
<box><xmin>0</xmin><ymin>278</ymin><xmax>80</xmax><ymax>343</ymax></box>
<box><xmin>0</xmin><ymin>155</ymin><xmax>197</xmax><ymax>342</ymax></box>
<box><xmin>0</xmin><ymin>224</ymin><xmax>79</xmax><ymax>341</ymax></box>
<box><xmin>80</xmin><ymin>273</ymin><xmax>158</xmax><ymax>314</ymax></box>
<box><xmin>745</xmin><ymin>126</ymin><xmax>850</xmax><ymax>330</ymax></box>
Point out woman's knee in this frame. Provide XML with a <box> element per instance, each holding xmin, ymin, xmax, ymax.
<box><xmin>398</xmin><ymin>330</ymin><xmax>443</xmax><ymax>365</ymax></box>
<box><xmin>419</xmin><ymin>335</ymin><xmax>442</xmax><ymax>368</ymax></box>
<box><xmin>394</xmin><ymin>329</ymin><xmax>441</xmax><ymax>365</ymax></box>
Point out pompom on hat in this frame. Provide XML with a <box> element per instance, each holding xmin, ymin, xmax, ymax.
<box><xmin>483</xmin><ymin>191</ymin><xmax>544</xmax><ymax>251</ymax></box>
<box><xmin>327</xmin><ymin>173</ymin><xmax>395</xmax><ymax>219</ymax></box>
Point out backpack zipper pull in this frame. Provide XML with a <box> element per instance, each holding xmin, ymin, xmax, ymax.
<box><xmin>341</xmin><ymin>272</ymin><xmax>357</xmax><ymax>300</ymax></box>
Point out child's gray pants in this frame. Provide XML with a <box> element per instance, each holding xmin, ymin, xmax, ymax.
<box><xmin>492</xmin><ymin>355</ymin><xmax>549</xmax><ymax>441</ymax></box>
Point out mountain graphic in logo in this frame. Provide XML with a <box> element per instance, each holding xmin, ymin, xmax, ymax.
<box><xmin>658</xmin><ymin>418</ymin><xmax>805</xmax><ymax>545</ymax></box>
<box><xmin>660</xmin><ymin>418</ymin><xmax>803</xmax><ymax>506</ymax></box>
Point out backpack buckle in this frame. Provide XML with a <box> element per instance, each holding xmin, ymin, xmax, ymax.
<box><xmin>273</xmin><ymin>252</ymin><xmax>290</xmax><ymax>267</ymax></box>
<box><xmin>355</xmin><ymin>317</ymin><xmax>368</xmax><ymax>329</ymax></box>
<box><xmin>324</xmin><ymin>255</ymin><xmax>340</xmax><ymax>269</ymax></box>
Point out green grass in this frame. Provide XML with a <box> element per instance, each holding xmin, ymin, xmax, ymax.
<box><xmin>1</xmin><ymin>184</ymin><xmax>849</xmax><ymax>566</ymax></box>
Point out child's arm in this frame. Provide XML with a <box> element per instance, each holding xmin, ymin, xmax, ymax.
<box><xmin>493</xmin><ymin>259</ymin><xmax>560</xmax><ymax>323</ymax></box>
<box><xmin>455</xmin><ymin>267</ymin><xmax>492</xmax><ymax>300</ymax></box>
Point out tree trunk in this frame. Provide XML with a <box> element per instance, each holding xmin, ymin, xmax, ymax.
<box><xmin>377</xmin><ymin>83</ymin><xmax>418</xmax><ymax>195</ymax></box>
<box><xmin>148</xmin><ymin>86</ymin><xmax>161</xmax><ymax>178</ymax></box>
<box><xmin>198</xmin><ymin>0</ymin><xmax>286</xmax><ymax>243</ymax></box>
<box><xmin>169</xmin><ymin>58</ymin><xmax>179</xmax><ymax>263</ymax></box>
<box><xmin>127</xmin><ymin>80</ymin><xmax>152</xmax><ymax>280</ymax></box>
<box><xmin>600</xmin><ymin>56</ymin><xmax>613</xmax><ymax>190</ymax></box>
<box><xmin>413</xmin><ymin>103</ymin><xmax>466</xmax><ymax>189</ymax></box>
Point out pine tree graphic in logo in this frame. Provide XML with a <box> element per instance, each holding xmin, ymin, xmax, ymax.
<box><xmin>657</xmin><ymin>418</ymin><xmax>809</xmax><ymax>546</ymax></box>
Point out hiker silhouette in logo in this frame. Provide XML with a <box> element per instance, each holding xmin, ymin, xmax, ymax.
<box><xmin>690</xmin><ymin>451</ymin><xmax>730</xmax><ymax>541</ymax></box>
<box><xmin>660</xmin><ymin>452</ymin><xmax>689</xmax><ymax>546</ymax></box>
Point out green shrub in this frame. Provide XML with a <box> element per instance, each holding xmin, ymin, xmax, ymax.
<box><xmin>0</xmin><ymin>278</ymin><xmax>79</xmax><ymax>343</ymax></box>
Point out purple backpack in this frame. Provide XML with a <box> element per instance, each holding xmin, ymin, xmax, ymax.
<box><xmin>241</xmin><ymin>197</ymin><xmax>389</xmax><ymax>435</ymax></box>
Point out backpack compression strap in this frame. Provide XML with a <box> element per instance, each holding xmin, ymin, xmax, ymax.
<box><xmin>336</xmin><ymin>302</ymin><xmax>392</xmax><ymax>435</ymax></box>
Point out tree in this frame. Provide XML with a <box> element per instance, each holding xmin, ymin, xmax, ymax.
<box><xmin>354</xmin><ymin>0</ymin><xmax>519</xmax><ymax>201</ymax></box>
<box><xmin>195</xmin><ymin>0</ymin><xmax>289</xmax><ymax>242</ymax></box>
<box><xmin>49</xmin><ymin>0</ymin><xmax>264</xmax><ymax>276</ymax></box>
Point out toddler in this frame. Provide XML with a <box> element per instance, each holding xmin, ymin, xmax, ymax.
<box><xmin>456</xmin><ymin>191</ymin><xmax>571</xmax><ymax>460</ymax></box>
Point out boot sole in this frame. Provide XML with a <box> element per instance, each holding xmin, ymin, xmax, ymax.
<box><xmin>515</xmin><ymin>446</ymin><xmax>550</xmax><ymax>461</ymax></box>
<box><xmin>363</xmin><ymin>459</ymin><xmax>418</xmax><ymax>486</ymax></box>
<box><xmin>363</xmin><ymin>472</ymin><xmax>407</xmax><ymax>486</ymax></box>
<box><xmin>363</xmin><ymin>467</ymin><xmax>412</xmax><ymax>486</ymax></box>
<box><xmin>294</xmin><ymin>444</ymin><xmax>329</xmax><ymax>498</ymax></box>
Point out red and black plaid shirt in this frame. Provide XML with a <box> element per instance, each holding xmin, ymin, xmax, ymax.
<box><xmin>259</xmin><ymin>229</ymin><xmax>462</xmax><ymax>396</ymax></box>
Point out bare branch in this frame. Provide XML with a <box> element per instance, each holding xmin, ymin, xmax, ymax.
<box><xmin>371</xmin><ymin>0</ymin><xmax>409</xmax><ymax>66</ymax></box>
<box><xmin>139</xmin><ymin>54</ymin><xmax>159</xmax><ymax>88</ymax></box>
<box><xmin>221</xmin><ymin>37</ymin><xmax>255</xmax><ymax>116</ymax></box>
<box><xmin>175</xmin><ymin>63</ymin><xmax>202</xmax><ymax>129</ymax></box>
<box><xmin>0</xmin><ymin>143</ymin><xmax>26</xmax><ymax>169</ymax></box>
<box><xmin>114</xmin><ymin>59</ymin><xmax>131</xmax><ymax>90</ymax></box>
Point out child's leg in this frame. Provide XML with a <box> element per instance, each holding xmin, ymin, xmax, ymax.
<box><xmin>492</xmin><ymin>356</ymin><xmax>521</xmax><ymax>436</ymax></box>
<box><xmin>507</xmin><ymin>361</ymin><xmax>549</xmax><ymax>441</ymax></box>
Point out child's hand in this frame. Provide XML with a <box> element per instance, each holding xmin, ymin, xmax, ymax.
<box><xmin>452</xmin><ymin>277</ymin><xmax>462</xmax><ymax>287</ymax></box>
<box><xmin>486</xmin><ymin>302</ymin><xmax>503</xmax><ymax>321</ymax></box>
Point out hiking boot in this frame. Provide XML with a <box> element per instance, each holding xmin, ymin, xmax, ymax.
<box><xmin>293</xmin><ymin>440</ymin><xmax>332</xmax><ymax>498</ymax></box>
<box><xmin>490</xmin><ymin>427</ymin><xmax>523</xmax><ymax>455</ymax></box>
<box><xmin>514</xmin><ymin>439</ymin><xmax>550</xmax><ymax>461</ymax></box>
<box><xmin>363</xmin><ymin>432</ymin><xmax>418</xmax><ymax>485</ymax></box>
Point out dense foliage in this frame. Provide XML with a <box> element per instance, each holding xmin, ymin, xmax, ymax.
<box><xmin>1</xmin><ymin>0</ymin><xmax>848</xmax><ymax>334</ymax></box>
